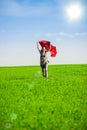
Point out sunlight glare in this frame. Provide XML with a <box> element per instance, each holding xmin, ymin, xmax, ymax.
<box><xmin>66</xmin><ymin>4</ymin><xmax>82</xmax><ymax>20</ymax></box>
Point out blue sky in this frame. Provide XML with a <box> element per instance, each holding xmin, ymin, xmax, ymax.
<box><xmin>0</xmin><ymin>0</ymin><xmax>87</xmax><ymax>66</ymax></box>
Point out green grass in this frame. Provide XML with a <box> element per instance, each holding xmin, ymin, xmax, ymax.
<box><xmin>0</xmin><ymin>64</ymin><xmax>87</xmax><ymax>130</ymax></box>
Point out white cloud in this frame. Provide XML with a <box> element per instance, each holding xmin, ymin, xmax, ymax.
<box><xmin>75</xmin><ymin>32</ymin><xmax>87</xmax><ymax>36</ymax></box>
<box><xmin>46</xmin><ymin>32</ymin><xmax>87</xmax><ymax>38</ymax></box>
<box><xmin>46</xmin><ymin>32</ymin><xmax>74</xmax><ymax>38</ymax></box>
<box><xmin>46</xmin><ymin>32</ymin><xmax>58</xmax><ymax>37</ymax></box>
<box><xmin>58</xmin><ymin>32</ymin><xmax>74</xmax><ymax>38</ymax></box>
<box><xmin>0</xmin><ymin>0</ymin><xmax>51</xmax><ymax>16</ymax></box>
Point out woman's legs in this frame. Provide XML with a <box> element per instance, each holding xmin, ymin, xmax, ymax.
<box><xmin>42</xmin><ymin>68</ymin><xmax>45</xmax><ymax>77</ymax></box>
<box><xmin>45</xmin><ymin>63</ymin><xmax>48</xmax><ymax>78</ymax></box>
<box><xmin>41</xmin><ymin>64</ymin><xmax>48</xmax><ymax>78</ymax></box>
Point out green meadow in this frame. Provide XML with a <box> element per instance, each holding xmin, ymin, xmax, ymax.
<box><xmin>0</xmin><ymin>64</ymin><xmax>87</xmax><ymax>130</ymax></box>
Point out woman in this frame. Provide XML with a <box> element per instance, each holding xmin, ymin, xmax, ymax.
<box><xmin>37</xmin><ymin>42</ymin><xmax>50</xmax><ymax>78</ymax></box>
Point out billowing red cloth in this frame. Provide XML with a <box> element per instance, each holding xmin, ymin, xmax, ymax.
<box><xmin>38</xmin><ymin>40</ymin><xmax>57</xmax><ymax>57</ymax></box>
<box><xmin>39</xmin><ymin>40</ymin><xmax>50</xmax><ymax>51</ymax></box>
<box><xmin>50</xmin><ymin>45</ymin><xmax>57</xmax><ymax>57</ymax></box>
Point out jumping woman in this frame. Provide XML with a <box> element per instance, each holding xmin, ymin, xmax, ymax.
<box><xmin>37</xmin><ymin>42</ymin><xmax>50</xmax><ymax>78</ymax></box>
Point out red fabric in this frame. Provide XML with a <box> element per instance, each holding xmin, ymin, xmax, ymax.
<box><xmin>38</xmin><ymin>40</ymin><xmax>57</xmax><ymax>57</ymax></box>
<box><xmin>50</xmin><ymin>45</ymin><xmax>57</xmax><ymax>57</ymax></box>
<box><xmin>39</xmin><ymin>40</ymin><xmax>50</xmax><ymax>51</ymax></box>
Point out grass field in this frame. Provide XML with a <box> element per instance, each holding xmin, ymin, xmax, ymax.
<box><xmin>0</xmin><ymin>64</ymin><xmax>87</xmax><ymax>130</ymax></box>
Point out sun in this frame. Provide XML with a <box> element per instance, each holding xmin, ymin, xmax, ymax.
<box><xmin>66</xmin><ymin>4</ymin><xmax>82</xmax><ymax>20</ymax></box>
